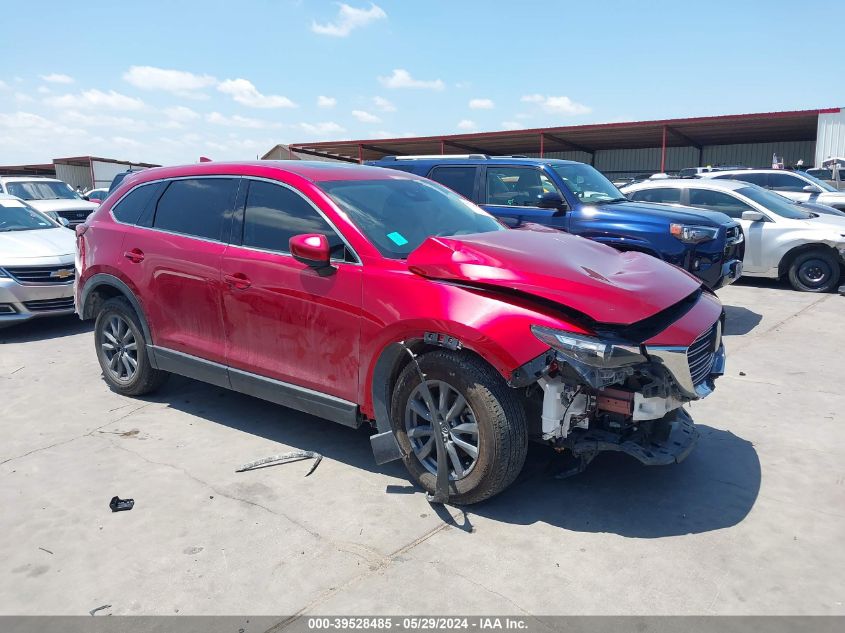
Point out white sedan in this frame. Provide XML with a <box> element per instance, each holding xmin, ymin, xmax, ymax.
<box><xmin>621</xmin><ymin>179</ymin><xmax>845</xmax><ymax>293</ymax></box>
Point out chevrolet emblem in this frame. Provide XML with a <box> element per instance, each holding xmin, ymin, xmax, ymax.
<box><xmin>50</xmin><ymin>269</ymin><xmax>74</xmax><ymax>280</ymax></box>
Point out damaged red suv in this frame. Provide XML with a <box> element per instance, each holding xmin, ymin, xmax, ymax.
<box><xmin>76</xmin><ymin>161</ymin><xmax>725</xmax><ymax>504</ymax></box>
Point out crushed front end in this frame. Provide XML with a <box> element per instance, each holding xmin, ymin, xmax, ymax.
<box><xmin>511</xmin><ymin>290</ymin><xmax>725</xmax><ymax>471</ymax></box>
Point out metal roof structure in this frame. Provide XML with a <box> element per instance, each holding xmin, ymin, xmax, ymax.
<box><xmin>288</xmin><ymin>108</ymin><xmax>838</xmax><ymax>170</ymax></box>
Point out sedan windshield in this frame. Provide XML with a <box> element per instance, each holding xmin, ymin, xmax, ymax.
<box><xmin>737</xmin><ymin>186</ymin><xmax>814</xmax><ymax>220</ymax></box>
<box><xmin>319</xmin><ymin>177</ymin><xmax>504</xmax><ymax>259</ymax></box>
<box><xmin>0</xmin><ymin>200</ymin><xmax>57</xmax><ymax>231</ymax></box>
<box><xmin>797</xmin><ymin>171</ymin><xmax>837</xmax><ymax>193</ymax></box>
<box><xmin>6</xmin><ymin>180</ymin><xmax>81</xmax><ymax>201</ymax></box>
<box><xmin>551</xmin><ymin>163</ymin><xmax>627</xmax><ymax>204</ymax></box>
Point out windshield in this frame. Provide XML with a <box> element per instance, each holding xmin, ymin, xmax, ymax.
<box><xmin>5</xmin><ymin>180</ymin><xmax>82</xmax><ymax>201</ymax></box>
<box><xmin>550</xmin><ymin>163</ymin><xmax>626</xmax><ymax>203</ymax></box>
<box><xmin>319</xmin><ymin>177</ymin><xmax>505</xmax><ymax>259</ymax></box>
<box><xmin>737</xmin><ymin>186</ymin><xmax>814</xmax><ymax>220</ymax></box>
<box><xmin>0</xmin><ymin>199</ymin><xmax>58</xmax><ymax>231</ymax></box>
<box><xmin>797</xmin><ymin>171</ymin><xmax>837</xmax><ymax>192</ymax></box>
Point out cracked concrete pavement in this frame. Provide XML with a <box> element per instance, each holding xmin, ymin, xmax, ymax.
<box><xmin>0</xmin><ymin>278</ymin><xmax>843</xmax><ymax>616</ymax></box>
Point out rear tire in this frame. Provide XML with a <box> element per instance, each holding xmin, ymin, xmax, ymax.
<box><xmin>94</xmin><ymin>297</ymin><xmax>168</xmax><ymax>396</ymax></box>
<box><xmin>390</xmin><ymin>350</ymin><xmax>527</xmax><ymax>505</ymax></box>
<box><xmin>787</xmin><ymin>249</ymin><xmax>841</xmax><ymax>292</ymax></box>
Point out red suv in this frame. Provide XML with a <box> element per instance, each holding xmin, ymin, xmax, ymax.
<box><xmin>76</xmin><ymin>161</ymin><xmax>725</xmax><ymax>504</ymax></box>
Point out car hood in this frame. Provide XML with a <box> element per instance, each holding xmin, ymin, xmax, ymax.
<box><xmin>801</xmin><ymin>214</ymin><xmax>845</xmax><ymax>232</ymax></box>
<box><xmin>24</xmin><ymin>199</ymin><xmax>98</xmax><ymax>213</ymax></box>
<box><xmin>607</xmin><ymin>200</ymin><xmax>735</xmax><ymax>226</ymax></box>
<box><xmin>406</xmin><ymin>229</ymin><xmax>702</xmax><ymax>325</ymax></box>
<box><xmin>0</xmin><ymin>227</ymin><xmax>76</xmax><ymax>260</ymax></box>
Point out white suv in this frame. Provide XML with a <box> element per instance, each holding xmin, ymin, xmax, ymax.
<box><xmin>0</xmin><ymin>177</ymin><xmax>98</xmax><ymax>227</ymax></box>
<box><xmin>702</xmin><ymin>169</ymin><xmax>845</xmax><ymax>211</ymax></box>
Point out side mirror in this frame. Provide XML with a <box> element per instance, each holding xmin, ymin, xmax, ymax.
<box><xmin>537</xmin><ymin>191</ymin><xmax>568</xmax><ymax>214</ymax></box>
<box><xmin>58</xmin><ymin>217</ymin><xmax>70</xmax><ymax>227</ymax></box>
<box><xmin>290</xmin><ymin>233</ymin><xmax>333</xmax><ymax>272</ymax></box>
<box><xmin>802</xmin><ymin>184</ymin><xmax>821</xmax><ymax>194</ymax></box>
<box><xmin>741</xmin><ymin>210</ymin><xmax>765</xmax><ymax>222</ymax></box>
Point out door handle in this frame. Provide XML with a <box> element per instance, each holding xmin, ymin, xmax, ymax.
<box><xmin>123</xmin><ymin>248</ymin><xmax>144</xmax><ymax>263</ymax></box>
<box><xmin>223</xmin><ymin>273</ymin><xmax>252</xmax><ymax>290</ymax></box>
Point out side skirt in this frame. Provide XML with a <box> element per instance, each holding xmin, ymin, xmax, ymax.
<box><xmin>149</xmin><ymin>346</ymin><xmax>360</xmax><ymax>428</ymax></box>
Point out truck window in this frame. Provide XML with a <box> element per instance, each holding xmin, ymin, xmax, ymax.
<box><xmin>427</xmin><ymin>166</ymin><xmax>478</xmax><ymax>199</ymax></box>
<box><xmin>485</xmin><ymin>167</ymin><xmax>553</xmax><ymax>207</ymax></box>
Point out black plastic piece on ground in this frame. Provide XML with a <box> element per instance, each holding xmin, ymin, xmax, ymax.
<box><xmin>109</xmin><ymin>496</ymin><xmax>134</xmax><ymax>512</ymax></box>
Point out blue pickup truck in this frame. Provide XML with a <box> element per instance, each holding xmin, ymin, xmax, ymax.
<box><xmin>367</xmin><ymin>156</ymin><xmax>744</xmax><ymax>289</ymax></box>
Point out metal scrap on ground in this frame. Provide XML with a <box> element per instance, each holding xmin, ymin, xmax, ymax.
<box><xmin>236</xmin><ymin>451</ymin><xmax>323</xmax><ymax>476</ymax></box>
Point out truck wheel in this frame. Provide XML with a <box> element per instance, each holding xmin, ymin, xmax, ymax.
<box><xmin>390</xmin><ymin>350</ymin><xmax>527</xmax><ymax>505</ymax></box>
<box><xmin>94</xmin><ymin>297</ymin><xmax>168</xmax><ymax>396</ymax></box>
<box><xmin>787</xmin><ymin>249</ymin><xmax>841</xmax><ymax>292</ymax></box>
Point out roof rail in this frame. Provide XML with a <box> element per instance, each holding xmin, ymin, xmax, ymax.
<box><xmin>388</xmin><ymin>154</ymin><xmax>489</xmax><ymax>160</ymax></box>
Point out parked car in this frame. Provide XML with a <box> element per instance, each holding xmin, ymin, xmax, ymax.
<box><xmin>0</xmin><ymin>176</ymin><xmax>98</xmax><ymax>227</ymax></box>
<box><xmin>367</xmin><ymin>156</ymin><xmax>744</xmax><ymax>290</ymax></box>
<box><xmin>805</xmin><ymin>167</ymin><xmax>844</xmax><ymax>191</ymax></box>
<box><xmin>0</xmin><ymin>195</ymin><xmax>76</xmax><ymax>327</ymax></box>
<box><xmin>703</xmin><ymin>169</ymin><xmax>845</xmax><ymax>211</ymax></box>
<box><xmin>622</xmin><ymin>179</ymin><xmax>845</xmax><ymax>292</ymax></box>
<box><xmin>107</xmin><ymin>168</ymin><xmax>146</xmax><ymax>195</ymax></box>
<box><xmin>83</xmin><ymin>188</ymin><xmax>110</xmax><ymax>203</ymax></box>
<box><xmin>76</xmin><ymin>161</ymin><xmax>726</xmax><ymax>504</ymax></box>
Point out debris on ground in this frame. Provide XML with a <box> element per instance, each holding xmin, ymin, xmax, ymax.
<box><xmin>38</xmin><ymin>547</ymin><xmax>53</xmax><ymax>555</ymax></box>
<box><xmin>236</xmin><ymin>451</ymin><xmax>323</xmax><ymax>476</ymax></box>
<box><xmin>109</xmin><ymin>496</ymin><xmax>134</xmax><ymax>512</ymax></box>
<box><xmin>89</xmin><ymin>604</ymin><xmax>111</xmax><ymax>616</ymax></box>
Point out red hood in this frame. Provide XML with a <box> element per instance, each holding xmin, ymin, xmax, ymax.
<box><xmin>406</xmin><ymin>230</ymin><xmax>701</xmax><ymax>325</ymax></box>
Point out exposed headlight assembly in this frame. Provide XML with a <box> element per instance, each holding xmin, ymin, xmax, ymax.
<box><xmin>530</xmin><ymin>325</ymin><xmax>646</xmax><ymax>369</ymax></box>
<box><xmin>670</xmin><ymin>223</ymin><xmax>719</xmax><ymax>243</ymax></box>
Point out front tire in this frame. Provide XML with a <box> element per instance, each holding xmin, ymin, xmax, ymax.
<box><xmin>94</xmin><ymin>297</ymin><xmax>168</xmax><ymax>396</ymax></box>
<box><xmin>787</xmin><ymin>249</ymin><xmax>841</xmax><ymax>292</ymax></box>
<box><xmin>390</xmin><ymin>350</ymin><xmax>527</xmax><ymax>505</ymax></box>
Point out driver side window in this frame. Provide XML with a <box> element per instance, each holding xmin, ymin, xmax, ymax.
<box><xmin>688</xmin><ymin>189</ymin><xmax>753</xmax><ymax>219</ymax></box>
<box><xmin>485</xmin><ymin>167</ymin><xmax>556</xmax><ymax>207</ymax></box>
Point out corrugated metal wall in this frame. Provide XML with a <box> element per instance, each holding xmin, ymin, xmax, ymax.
<box><xmin>702</xmin><ymin>140</ymin><xmax>815</xmax><ymax>169</ymax></box>
<box><xmin>815</xmin><ymin>109</ymin><xmax>845</xmax><ymax>165</ymax></box>
<box><xmin>53</xmin><ymin>163</ymin><xmax>90</xmax><ymax>190</ymax></box>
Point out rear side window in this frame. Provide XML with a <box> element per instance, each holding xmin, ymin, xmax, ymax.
<box><xmin>727</xmin><ymin>172</ymin><xmax>768</xmax><ymax>187</ymax></box>
<box><xmin>688</xmin><ymin>189</ymin><xmax>752</xmax><ymax>218</ymax></box>
<box><xmin>111</xmin><ymin>182</ymin><xmax>163</xmax><ymax>225</ymax></box>
<box><xmin>629</xmin><ymin>188</ymin><xmax>681</xmax><ymax>204</ymax></box>
<box><xmin>242</xmin><ymin>180</ymin><xmax>347</xmax><ymax>259</ymax></box>
<box><xmin>428</xmin><ymin>166</ymin><xmax>478</xmax><ymax>199</ymax></box>
<box><xmin>153</xmin><ymin>178</ymin><xmax>237</xmax><ymax>241</ymax></box>
<box><xmin>768</xmin><ymin>173</ymin><xmax>806</xmax><ymax>192</ymax></box>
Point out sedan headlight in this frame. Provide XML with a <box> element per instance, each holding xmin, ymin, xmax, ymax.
<box><xmin>530</xmin><ymin>325</ymin><xmax>646</xmax><ymax>368</ymax></box>
<box><xmin>670</xmin><ymin>223</ymin><xmax>719</xmax><ymax>243</ymax></box>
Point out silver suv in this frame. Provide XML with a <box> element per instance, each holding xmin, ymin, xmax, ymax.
<box><xmin>0</xmin><ymin>176</ymin><xmax>98</xmax><ymax>227</ymax></box>
<box><xmin>702</xmin><ymin>169</ymin><xmax>845</xmax><ymax>211</ymax></box>
<box><xmin>0</xmin><ymin>195</ymin><xmax>77</xmax><ymax>327</ymax></box>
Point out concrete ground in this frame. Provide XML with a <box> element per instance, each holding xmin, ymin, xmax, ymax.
<box><xmin>0</xmin><ymin>279</ymin><xmax>843</xmax><ymax>617</ymax></box>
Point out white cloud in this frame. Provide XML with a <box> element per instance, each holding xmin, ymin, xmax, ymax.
<box><xmin>520</xmin><ymin>94</ymin><xmax>590</xmax><ymax>115</ymax></box>
<box><xmin>123</xmin><ymin>65</ymin><xmax>216</xmax><ymax>97</ymax></box>
<box><xmin>373</xmin><ymin>96</ymin><xmax>395</xmax><ymax>112</ymax></box>
<box><xmin>39</xmin><ymin>73</ymin><xmax>74</xmax><ymax>84</ymax></box>
<box><xmin>61</xmin><ymin>110</ymin><xmax>148</xmax><ymax>131</ymax></box>
<box><xmin>164</xmin><ymin>105</ymin><xmax>199</xmax><ymax>122</ymax></box>
<box><xmin>500</xmin><ymin>121</ymin><xmax>524</xmax><ymax>130</ymax></box>
<box><xmin>469</xmin><ymin>98</ymin><xmax>494</xmax><ymax>110</ymax></box>
<box><xmin>218</xmin><ymin>78</ymin><xmax>296</xmax><ymax>108</ymax></box>
<box><xmin>45</xmin><ymin>89</ymin><xmax>145</xmax><ymax>111</ymax></box>
<box><xmin>298</xmin><ymin>121</ymin><xmax>346</xmax><ymax>138</ymax></box>
<box><xmin>317</xmin><ymin>95</ymin><xmax>337</xmax><ymax>108</ymax></box>
<box><xmin>0</xmin><ymin>80</ymin><xmax>9</xmax><ymax>90</ymax></box>
<box><xmin>457</xmin><ymin>119</ymin><xmax>477</xmax><ymax>130</ymax></box>
<box><xmin>206</xmin><ymin>112</ymin><xmax>279</xmax><ymax>129</ymax></box>
<box><xmin>14</xmin><ymin>93</ymin><xmax>34</xmax><ymax>104</ymax></box>
<box><xmin>378</xmin><ymin>69</ymin><xmax>444</xmax><ymax>91</ymax></box>
<box><xmin>352</xmin><ymin>109</ymin><xmax>381</xmax><ymax>123</ymax></box>
<box><xmin>311</xmin><ymin>3</ymin><xmax>386</xmax><ymax>37</ymax></box>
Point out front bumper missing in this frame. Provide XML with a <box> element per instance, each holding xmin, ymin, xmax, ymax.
<box><xmin>566</xmin><ymin>407</ymin><xmax>698</xmax><ymax>468</ymax></box>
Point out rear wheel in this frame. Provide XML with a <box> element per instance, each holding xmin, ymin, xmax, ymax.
<box><xmin>390</xmin><ymin>350</ymin><xmax>527</xmax><ymax>505</ymax></box>
<box><xmin>94</xmin><ymin>297</ymin><xmax>168</xmax><ymax>396</ymax></box>
<box><xmin>787</xmin><ymin>249</ymin><xmax>841</xmax><ymax>292</ymax></box>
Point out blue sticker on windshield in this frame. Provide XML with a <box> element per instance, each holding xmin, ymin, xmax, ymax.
<box><xmin>387</xmin><ymin>231</ymin><xmax>408</xmax><ymax>246</ymax></box>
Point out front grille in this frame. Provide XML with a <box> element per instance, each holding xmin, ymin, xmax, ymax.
<box><xmin>56</xmin><ymin>209</ymin><xmax>91</xmax><ymax>226</ymax></box>
<box><xmin>687</xmin><ymin>322</ymin><xmax>719</xmax><ymax>386</ymax></box>
<box><xmin>3</xmin><ymin>265</ymin><xmax>75</xmax><ymax>284</ymax></box>
<box><xmin>23</xmin><ymin>297</ymin><xmax>75</xmax><ymax>312</ymax></box>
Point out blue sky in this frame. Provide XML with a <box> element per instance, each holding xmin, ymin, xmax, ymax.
<box><xmin>1</xmin><ymin>0</ymin><xmax>842</xmax><ymax>165</ymax></box>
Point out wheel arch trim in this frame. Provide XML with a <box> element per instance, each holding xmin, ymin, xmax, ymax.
<box><xmin>80</xmin><ymin>274</ymin><xmax>154</xmax><ymax>348</ymax></box>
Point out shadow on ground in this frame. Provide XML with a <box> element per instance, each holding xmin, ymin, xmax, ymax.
<box><xmin>723</xmin><ymin>305</ymin><xmax>763</xmax><ymax>336</ymax></box>
<box><xmin>0</xmin><ymin>315</ymin><xmax>92</xmax><ymax>344</ymax></box>
<box><xmin>144</xmin><ymin>376</ymin><xmax>760</xmax><ymax>539</ymax></box>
